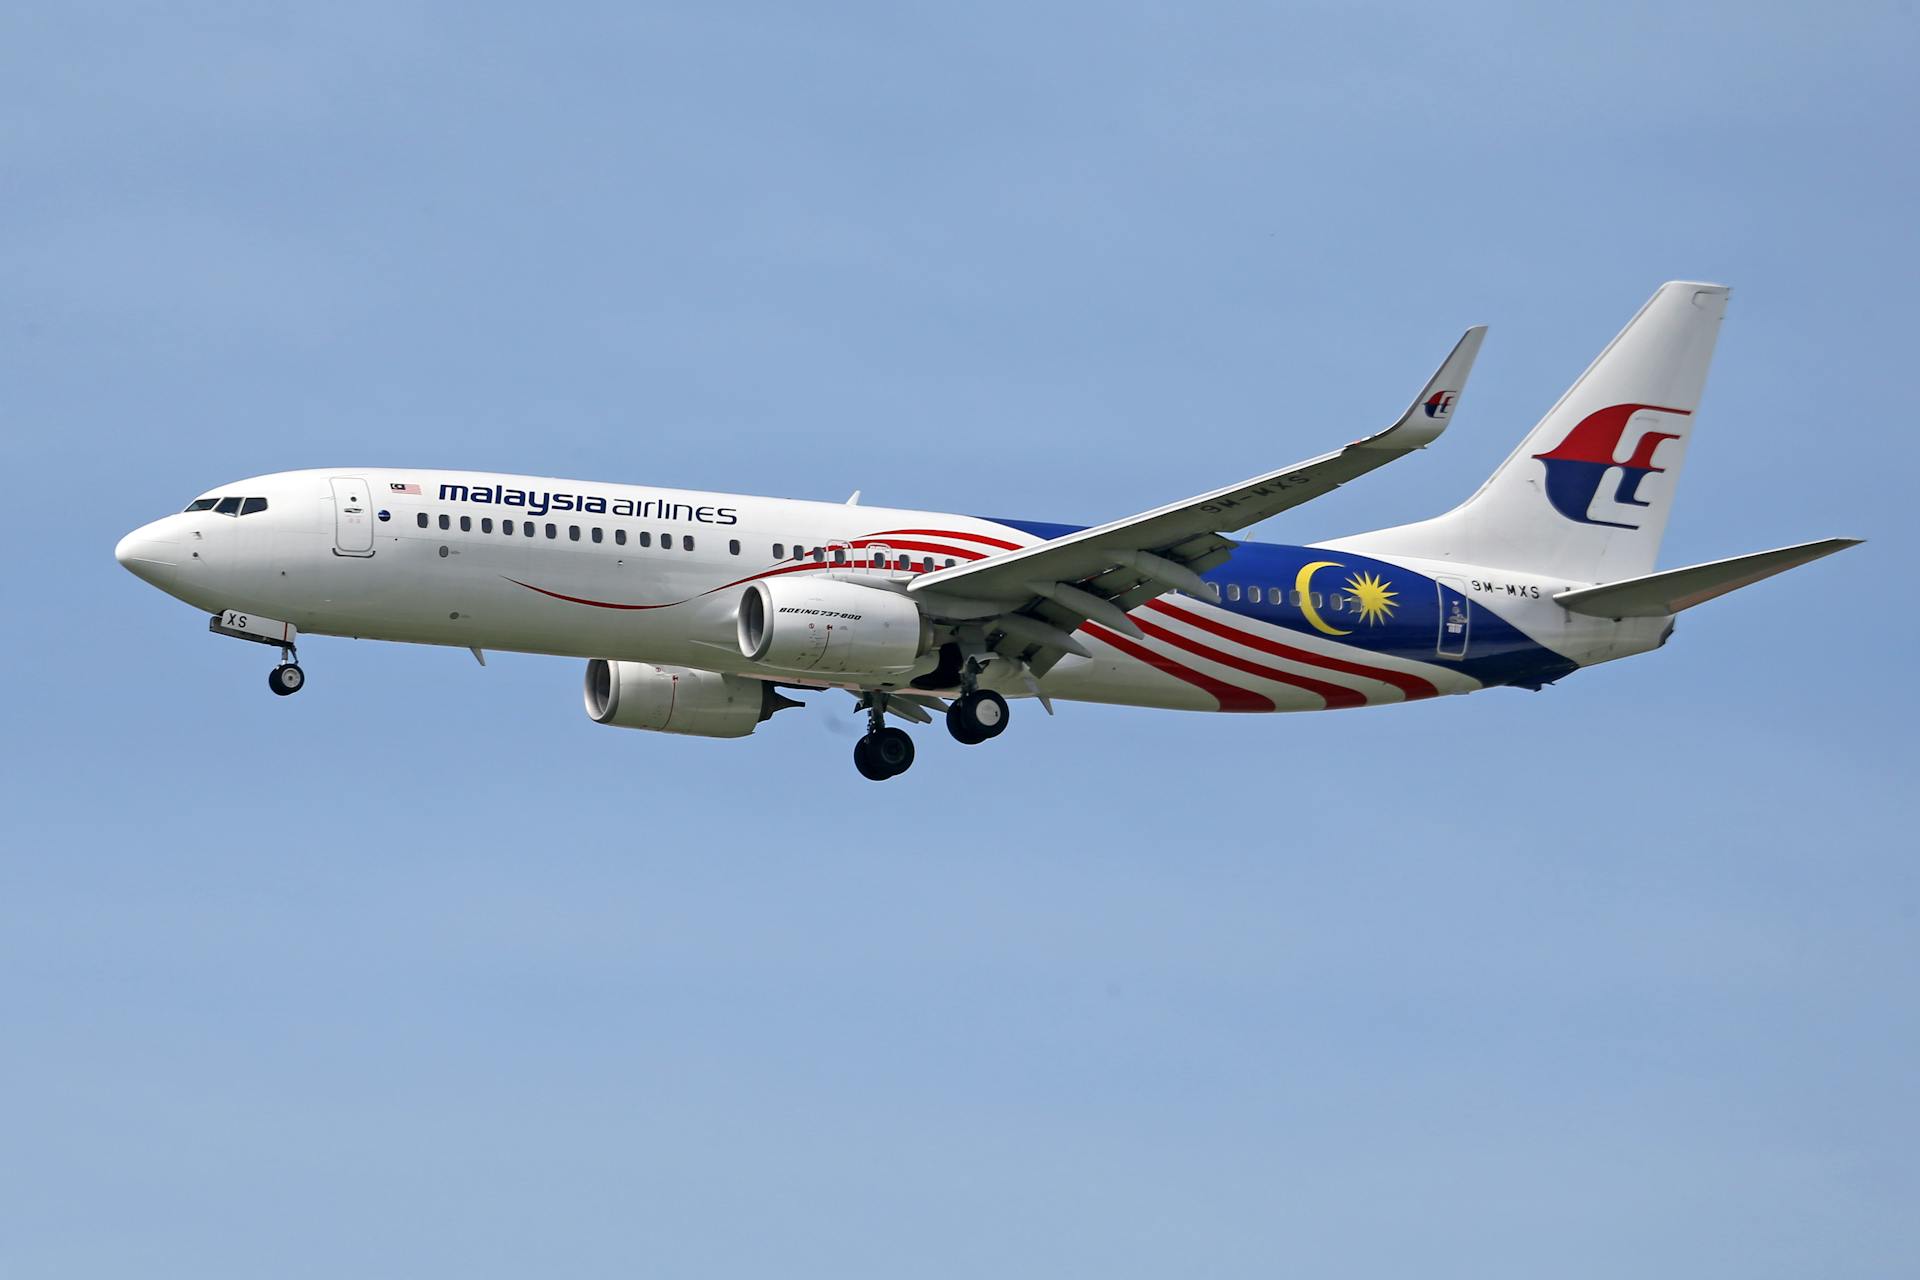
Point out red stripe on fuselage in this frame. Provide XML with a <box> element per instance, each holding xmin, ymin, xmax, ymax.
<box><xmin>847</xmin><ymin>539</ymin><xmax>987</xmax><ymax>560</ymax></box>
<box><xmin>1131</xmin><ymin>616</ymin><xmax>1367</xmax><ymax>709</ymax></box>
<box><xmin>1080</xmin><ymin>622</ymin><xmax>1275</xmax><ymax>712</ymax></box>
<box><xmin>1144</xmin><ymin>599</ymin><xmax>1439</xmax><ymax>700</ymax></box>
<box><xmin>861</xmin><ymin>527</ymin><xmax>1024</xmax><ymax>551</ymax></box>
<box><xmin>503</xmin><ymin>577</ymin><xmax>677</xmax><ymax>610</ymax></box>
<box><xmin>507</xmin><ymin>555</ymin><xmax>969</xmax><ymax>612</ymax></box>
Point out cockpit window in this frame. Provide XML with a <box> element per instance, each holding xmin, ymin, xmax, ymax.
<box><xmin>184</xmin><ymin>498</ymin><xmax>218</xmax><ymax>512</ymax></box>
<box><xmin>214</xmin><ymin>497</ymin><xmax>242</xmax><ymax>516</ymax></box>
<box><xmin>241</xmin><ymin>497</ymin><xmax>268</xmax><ymax>515</ymax></box>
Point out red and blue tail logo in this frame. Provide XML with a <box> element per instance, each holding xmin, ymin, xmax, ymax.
<box><xmin>1423</xmin><ymin>390</ymin><xmax>1457</xmax><ymax>419</ymax></box>
<box><xmin>1532</xmin><ymin>402</ymin><xmax>1690</xmax><ymax>529</ymax></box>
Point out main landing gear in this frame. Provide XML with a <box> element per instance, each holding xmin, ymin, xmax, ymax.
<box><xmin>854</xmin><ymin>693</ymin><xmax>917</xmax><ymax>781</ymax></box>
<box><xmin>854</xmin><ymin>724</ymin><xmax>915</xmax><ymax>781</ymax></box>
<box><xmin>946</xmin><ymin>689</ymin><xmax>1009</xmax><ymax>745</ymax></box>
<box><xmin>851</xmin><ymin>672</ymin><xmax>1014</xmax><ymax>781</ymax></box>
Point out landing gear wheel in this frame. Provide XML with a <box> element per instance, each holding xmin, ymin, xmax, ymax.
<box><xmin>853</xmin><ymin>736</ymin><xmax>884</xmax><ymax>781</ymax></box>
<box><xmin>855</xmin><ymin>727</ymin><xmax>915</xmax><ymax>780</ymax></box>
<box><xmin>947</xmin><ymin>689</ymin><xmax>1009</xmax><ymax>744</ymax></box>
<box><xmin>268</xmin><ymin>663</ymin><xmax>305</xmax><ymax>697</ymax></box>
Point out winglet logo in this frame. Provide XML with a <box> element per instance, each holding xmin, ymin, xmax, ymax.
<box><xmin>1423</xmin><ymin>391</ymin><xmax>1457</xmax><ymax>419</ymax></box>
<box><xmin>1532</xmin><ymin>403</ymin><xmax>1690</xmax><ymax>529</ymax></box>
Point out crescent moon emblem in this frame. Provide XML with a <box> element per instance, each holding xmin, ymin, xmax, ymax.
<box><xmin>1295</xmin><ymin>561</ymin><xmax>1351</xmax><ymax>636</ymax></box>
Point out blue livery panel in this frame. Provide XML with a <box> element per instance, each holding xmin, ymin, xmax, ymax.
<box><xmin>990</xmin><ymin>518</ymin><xmax>1579</xmax><ymax>693</ymax></box>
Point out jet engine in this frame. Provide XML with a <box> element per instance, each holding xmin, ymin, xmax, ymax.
<box><xmin>736</xmin><ymin>577</ymin><xmax>931</xmax><ymax>676</ymax></box>
<box><xmin>584</xmin><ymin>660</ymin><xmax>797</xmax><ymax>738</ymax></box>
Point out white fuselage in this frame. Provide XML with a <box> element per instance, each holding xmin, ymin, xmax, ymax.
<box><xmin>115</xmin><ymin>468</ymin><xmax>1666</xmax><ymax>714</ymax></box>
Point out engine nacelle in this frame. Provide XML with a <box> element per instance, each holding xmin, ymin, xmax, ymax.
<box><xmin>736</xmin><ymin>576</ymin><xmax>931</xmax><ymax>676</ymax></box>
<box><xmin>583</xmin><ymin>660</ymin><xmax>792</xmax><ymax>739</ymax></box>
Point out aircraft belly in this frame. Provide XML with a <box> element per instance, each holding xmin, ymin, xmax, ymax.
<box><xmin>1034</xmin><ymin>652</ymin><xmax>1221</xmax><ymax>712</ymax></box>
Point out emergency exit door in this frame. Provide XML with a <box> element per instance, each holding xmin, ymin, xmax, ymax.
<box><xmin>1435</xmin><ymin>577</ymin><xmax>1470</xmax><ymax>659</ymax></box>
<box><xmin>331</xmin><ymin>476</ymin><xmax>375</xmax><ymax>556</ymax></box>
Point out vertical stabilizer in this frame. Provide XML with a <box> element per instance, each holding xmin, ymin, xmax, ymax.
<box><xmin>1337</xmin><ymin>282</ymin><xmax>1729</xmax><ymax>582</ymax></box>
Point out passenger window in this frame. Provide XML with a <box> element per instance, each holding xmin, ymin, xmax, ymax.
<box><xmin>1289</xmin><ymin>589</ymin><xmax>1303</xmax><ymax>606</ymax></box>
<box><xmin>241</xmin><ymin>497</ymin><xmax>268</xmax><ymax>516</ymax></box>
<box><xmin>481</xmin><ymin>517</ymin><xmax>493</xmax><ymax>533</ymax></box>
<box><xmin>683</xmin><ymin>536</ymin><xmax>695</xmax><ymax>551</ymax></box>
<box><xmin>215</xmin><ymin>497</ymin><xmax>242</xmax><ymax>516</ymax></box>
<box><xmin>773</xmin><ymin>543</ymin><xmax>785</xmax><ymax>559</ymax></box>
<box><xmin>1208</xmin><ymin>583</ymin><xmax>1221</xmax><ymax>601</ymax></box>
<box><xmin>832</xmin><ymin>547</ymin><xmax>845</xmax><ymax>564</ymax></box>
<box><xmin>1247</xmin><ymin>586</ymin><xmax>1262</xmax><ymax>604</ymax></box>
<box><xmin>639</xmin><ymin>531</ymin><xmax>652</xmax><ymax>548</ymax></box>
<box><xmin>523</xmin><ymin>521</ymin><xmax>535</xmax><ymax>537</ymax></box>
<box><xmin>615</xmin><ymin>529</ymin><xmax>626</xmax><ymax>546</ymax></box>
<box><xmin>944</xmin><ymin>558</ymin><xmax>956</xmax><ymax>568</ymax></box>
<box><xmin>728</xmin><ymin>539</ymin><xmax>740</xmax><ymax>556</ymax></box>
<box><xmin>591</xmin><ymin>527</ymin><xmax>602</xmax><ymax>543</ymax></box>
<box><xmin>438</xmin><ymin>514</ymin><xmax>450</xmax><ymax>530</ymax></box>
<box><xmin>545</xmin><ymin>523</ymin><xmax>557</xmax><ymax>539</ymax></box>
<box><xmin>812</xmin><ymin>548</ymin><xmax>825</xmax><ymax>562</ymax></box>
<box><xmin>921</xmin><ymin>557</ymin><xmax>934</xmax><ymax>573</ymax></box>
<box><xmin>659</xmin><ymin>532</ymin><xmax>672</xmax><ymax>549</ymax></box>
<box><xmin>568</xmin><ymin>525</ymin><xmax>580</xmax><ymax>541</ymax></box>
<box><xmin>460</xmin><ymin>515</ymin><xmax>472</xmax><ymax>532</ymax></box>
<box><xmin>416</xmin><ymin>512</ymin><xmax>429</xmax><ymax>529</ymax></box>
<box><xmin>184</xmin><ymin>498</ymin><xmax>218</xmax><ymax>512</ymax></box>
<box><xmin>1227</xmin><ymin>584</ymin><xmax>1242</xmax><ymax>602</ymax></box>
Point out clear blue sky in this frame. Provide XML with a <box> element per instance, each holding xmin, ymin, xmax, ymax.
<box><xmin>3</xmin><ymin>3</ymin><xmax>1914</xmax><ymax>1276</ymax></box>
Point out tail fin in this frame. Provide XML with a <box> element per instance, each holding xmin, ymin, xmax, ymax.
<box><xmin>1341</xmin><ymin>282</ymin><xmax>1730</xmax><ymax>582</ymax></box>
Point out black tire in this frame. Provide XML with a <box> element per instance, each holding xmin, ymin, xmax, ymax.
<box><xmin>869</xmin><ymin>726</ymin><xmax>915</xmax><ymax>777</ymax></box>
<box><xmin>947</xmin><ymin>689</ymin><xmax>1008</xmax><ymax>743</ymax></box>
<box><xmin>268</xmin><ymin>663</ymin><xmax>305</xmax><ymax>697</ymax></box>
<box><xmin>853</xmin><ymin>736</ymin><xmax>889</xmax><ymax>781</ymax></box>
<box><xmin>946</xmin><ymin>703</ymin><xmax>986</xmax><ymax>745</ymax></box>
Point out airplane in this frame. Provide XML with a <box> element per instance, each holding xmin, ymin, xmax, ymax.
<box><xmin>115</xmin><ymin>281</ymin><xmax>1858</xmax><ymax>780</ymax></box>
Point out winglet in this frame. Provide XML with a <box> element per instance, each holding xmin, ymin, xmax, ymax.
<box><xmin>1363</xmin><ymin>324</ymin><xmax>1488</xmax><ymax>451</ymax></box>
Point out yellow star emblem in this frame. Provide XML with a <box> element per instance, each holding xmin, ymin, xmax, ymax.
<box><xmin>1343</xmin><ymin>571</ymin><xmax>1398</xmax><ymax>625</ymax></box>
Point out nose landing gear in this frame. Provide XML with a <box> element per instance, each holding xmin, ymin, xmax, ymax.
<box><xmin>209</xmin><ymin>611</ymin><xmax>307</xmax><ymax>698</ymax></box>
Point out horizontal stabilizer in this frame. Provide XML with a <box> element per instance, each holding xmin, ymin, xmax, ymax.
<box><xmin>1554</xmin><ymin>538</ymin><xmax>1860</xmax><ymax>618</ymax></box>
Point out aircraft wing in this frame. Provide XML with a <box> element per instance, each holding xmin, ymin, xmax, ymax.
<box><xmin>909</xmin><ymin>325</ymin><xmax>1486</xmax><ymax>672</ymax></box>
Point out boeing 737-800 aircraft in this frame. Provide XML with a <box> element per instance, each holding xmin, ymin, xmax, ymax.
<box><xmin>116</xmin><ymin>282</ymin><xmax>1856</xmax><ymax>779</ymax></box>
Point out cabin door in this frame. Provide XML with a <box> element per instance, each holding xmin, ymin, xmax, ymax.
<box><xmin>331</xmin><ymin>476</ymin><xmax>376</xmax><ymax>557</ymax></box>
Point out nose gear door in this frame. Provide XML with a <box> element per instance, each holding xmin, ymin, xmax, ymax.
<box><xmin>331</xmin><ymin>476</ymin><xmax>375</xmax><ymax>557</ymax></box>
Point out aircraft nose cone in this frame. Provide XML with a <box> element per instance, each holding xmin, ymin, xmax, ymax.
<box><xmin>115</xmin><ymin>522</ymin><xmax>179</xmax><ymax>586</ymax></box>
